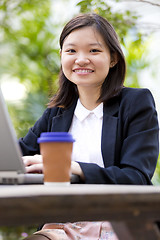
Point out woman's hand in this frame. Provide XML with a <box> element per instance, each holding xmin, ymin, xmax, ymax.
<box><xmin>22</xmin><ymin>154</ymin><xmax>43</xmax><ymax>173</ymax></box>
<box><xmin>22</xmin><ymin>155</ymin><xmax>85</xmax><ymax>180</ymax></box>
<box><xmin>71</xmin><ymin>161</ymin><xmax>85</xmax><ymax>181</ymax></box>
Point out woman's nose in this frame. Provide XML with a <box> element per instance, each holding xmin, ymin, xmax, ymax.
<box><xmin>75</xmin><ymin>56</ymin><xmax>90</xmax><ymax>66</ymax></box>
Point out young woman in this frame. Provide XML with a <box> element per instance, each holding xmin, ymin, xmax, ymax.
<box><xmin>20</xmin><ymin>13</ymin><xmax>159</xmax><ymax>239</ymax></box>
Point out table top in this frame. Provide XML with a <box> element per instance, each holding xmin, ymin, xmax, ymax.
<box><xmin>1</xmin><ymin>183</ymin><xmax>160</xmax><ymax>196</ymax></box>
<box><xmin>0</xmin><ymin>184</ymin><xmax>160</xmax><ymax>222</ymax></box>
<box><xmin>0</xmin><ymin>184</ymin><xmax>160</xmax><ymax>239</ymax></box>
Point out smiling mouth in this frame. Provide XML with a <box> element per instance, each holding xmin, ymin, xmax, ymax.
<box><xmin>73</xmin><ymin>69</ymin><xmax>94</xmax><ymax>73</ymax></box>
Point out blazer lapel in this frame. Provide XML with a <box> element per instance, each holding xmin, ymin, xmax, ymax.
<box><xmin>51</xmin><ymin>101</ymin><xmax>77</xmax><ymax>132</ymax></box>
<box><xmin>102</xmin><ymin>99</ymin><xmax>119</xmax><ymax>167</ymax></box>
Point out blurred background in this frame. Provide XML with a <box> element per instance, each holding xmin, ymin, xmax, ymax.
<box><xmin>0</xmin><ymin>0</ymin><xmax>160</xmax><ymax>239</ymax></box>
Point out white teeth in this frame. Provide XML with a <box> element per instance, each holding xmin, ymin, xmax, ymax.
<box><xmin>74</xmin><ymin>69</ymin><xmax>93</xmax><ymax>73</ymax></box>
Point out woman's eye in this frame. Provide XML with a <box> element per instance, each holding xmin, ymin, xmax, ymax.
<box><xmin>66</xmin><ymin>49</ymin><xmax>76</xmax><ymax>53</ymax></box>
<box><xmin>90</xmin><ymin>49</ymin><xmax>101</xmax><ymax>53</ymax></box>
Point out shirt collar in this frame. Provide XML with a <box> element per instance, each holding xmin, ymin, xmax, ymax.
<box><xmin>74</xmin><ymin>99</ymin><xmax>103</xmax><ymax>122</ymax></box>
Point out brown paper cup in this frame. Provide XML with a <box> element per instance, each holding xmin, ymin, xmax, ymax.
<box><xmin>38</xmin><ymin>132</ymin><xmax>74</xmax><ymax>185</ymax></box>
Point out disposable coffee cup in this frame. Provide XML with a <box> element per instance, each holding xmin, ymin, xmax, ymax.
<box><xmin>37</xmin><ymin>132</ymin><xmax>75</xmax><ymax>186</ymax></box>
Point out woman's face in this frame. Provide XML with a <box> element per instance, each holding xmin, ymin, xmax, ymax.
<box><xmin>61</xmin><ymin>26</ymin><xmax>113</xmax><ymax>92</ymax></box>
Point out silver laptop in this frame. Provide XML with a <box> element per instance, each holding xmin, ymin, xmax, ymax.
<box><xmin>0</xmin><ymin>87</ymin><xmax>44</xmax><ymax>184</ymax></box>
<box><xmin>0</xmin><ymin>87</ymin><xmax>80</xmax><ymax>185</ymax></box>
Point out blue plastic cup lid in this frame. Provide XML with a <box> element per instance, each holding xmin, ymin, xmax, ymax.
<box><xmin>37</xmin><ymin>132</ymin><xmax>75</xmax><ymax>143</ymax></box>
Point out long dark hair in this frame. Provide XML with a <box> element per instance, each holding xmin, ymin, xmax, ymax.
<box><xmin>48</xmin><ymin>13</ymin><xmax>126</xmax><ymax>108</ymax></box>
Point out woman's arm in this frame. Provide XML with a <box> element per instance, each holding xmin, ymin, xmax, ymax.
<box><xmin>78</xmin><ymin>89</ymin><xmax>159</xmax><ymax>185</ymax></box>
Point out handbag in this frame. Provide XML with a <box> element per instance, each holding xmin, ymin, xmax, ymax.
<box><xmin>23</xmin><ymin>221</ymin><xmax>118</xmax><ymax>240</ymax></box>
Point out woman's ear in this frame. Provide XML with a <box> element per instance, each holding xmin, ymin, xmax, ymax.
<box><xmin>59</xmin><ymin>49</ymin><xmax>62</xmax><ymax>57</ymax></box>
<box><xmin>110</xmin><ymin>52</ymin><xmax>118</xmax><ymax>68</ymax></box>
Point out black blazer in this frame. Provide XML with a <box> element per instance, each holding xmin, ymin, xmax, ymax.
<box><xmin>19</xmin><ymin>87</ymin><xmax>159</xmax><ymax>185</ymax></box>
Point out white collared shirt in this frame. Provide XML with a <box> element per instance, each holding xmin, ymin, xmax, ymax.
<box><xmin>69</xmin><ymin>99</ymin><xmax>104</xmax><ymax>167</ymax></box>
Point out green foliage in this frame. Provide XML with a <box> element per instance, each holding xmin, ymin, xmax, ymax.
<box><xmin>124</xmin><ymin>37</ymin><xmax>150</xmax><ymax>87</ymax></box>
<box><xmin>0</xmin><ymin>0</ymin><xmax>60</xmax><ymax>94</ymax></box>
<box><xmin>0</xmin><ymin>226</ymin><xmax>37</xmax><ymax>240</ymax></box>
<box><xmin>0</xmin><ymin>0</ymin><xmax>60</xmax><ymax>137</ymax></box>
<box><xmin>7</xmin><ymin>91</ymin><xmax>48</xmax><ymax>138</ymax></box>
<box><xmin>77</xmin><ymin>0</ymin><xmax>140</xmax><ymax>45</ymax></box>
<box><xmin>152</xmin><ymin>155</ymin><xmax>160</xmax><ymax>185</ymax></box>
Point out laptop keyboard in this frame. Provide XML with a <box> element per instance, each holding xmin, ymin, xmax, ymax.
<box><xmin>1</xmin><ymin>177</ymin><xmax>19</xmax><ymax>185</ymax></box>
